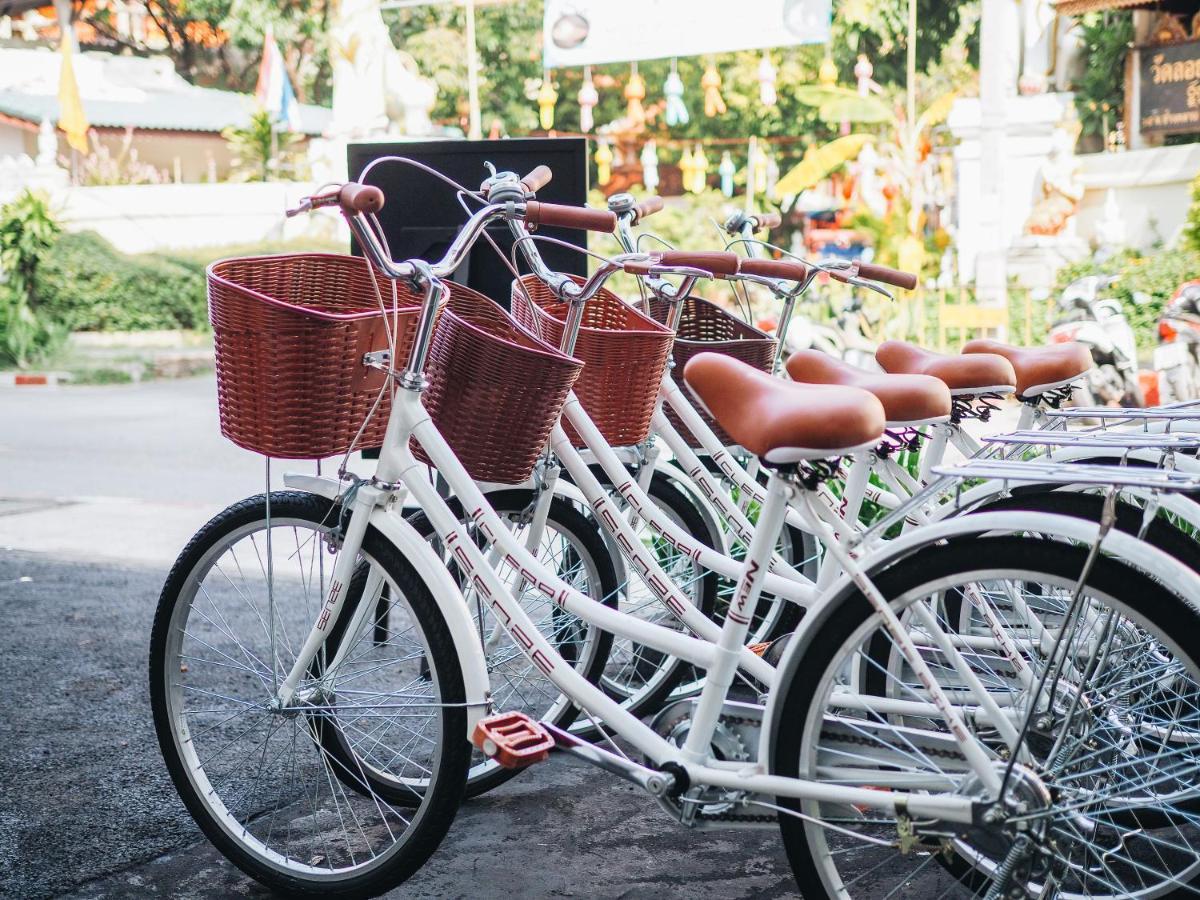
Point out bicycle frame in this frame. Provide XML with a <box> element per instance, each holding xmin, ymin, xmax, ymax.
<box><xmin>269</xmin><ymin>171</ymin><xmax>1200</xmax><ymax>833</ymax></box>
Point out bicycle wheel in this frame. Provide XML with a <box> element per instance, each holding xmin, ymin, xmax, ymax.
<box><xmin>773</xmin><ymin>536</ymin><xmax>1200</xmax><ymax>899</ymax></box>
<box><xmin>407</xmin><ymin>489</ymin><xmax>616</xmax><ymax>796</ymax></box>
<box><xmin>585</xmin><ymin>468</ymin><xmax>719</xmax><ymax>719</ymax></box>
<box><xmin>150</xmin><ymin>492</ymin><xmax>471</xmax><ymax>897</ymax></box>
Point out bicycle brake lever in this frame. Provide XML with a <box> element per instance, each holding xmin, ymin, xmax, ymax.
<box><xmin>285</xmin><ymin>198</ymin><xmax>313</xmax><ymax>218</ymax></box>
<box><xmin>847</xmin><ymin>276</ymin><xmax>896</xmax><ymax>301</ymax></box>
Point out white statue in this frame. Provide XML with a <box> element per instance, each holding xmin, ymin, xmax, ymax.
<box><xmin>328</xmin><ymin>0</ymin><xmax>437</xmax><ymax>138</ymax></box>
<box><xmin>1018</xmin><ymin>0</ymin><xmax>1056</xmax><ymax>94</ymax></box>
<box><xmin>36</xmin><ymin>118</ymin><xmax>59</xmax><ymax>168</ymax></box>
<box><xmin>1053</xmin><ymin>18</ymin><xmax>1087</xmax><ymax>91</ymax></box>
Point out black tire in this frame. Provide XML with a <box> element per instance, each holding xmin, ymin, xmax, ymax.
<box><xmin>773</xmin><ymin>537</ymin><xmax>1200</xmax><ymax>899</ymax></box>
<box><xmin>150</xmin><ymin>492</ymin><xmax>471</xmax><ymax>898</ymax></box>
<box><xmin>966</xmin><ymin>488</ymin><xmax>1200</xmax><ymax>572</ymax></box>
<box><xmin>407</xmin><ymin>489</ymin><xmax>617</xmax><ymax>797</ymax></box>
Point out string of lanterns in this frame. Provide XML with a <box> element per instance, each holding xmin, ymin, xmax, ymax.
<box><xmin>533</xmin><ymin>53</ymin><xmax>820</xmax><ymax>197</ymax></box>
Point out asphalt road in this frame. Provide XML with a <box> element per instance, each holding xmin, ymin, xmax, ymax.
<box><xmin>0</xmin><ymin>376</ymin><xmax>970</xmax><ymax>898</ymax></box>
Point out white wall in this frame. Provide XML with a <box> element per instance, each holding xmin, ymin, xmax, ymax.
<box><xmin>52</xmin><ymin>181</ymin><xmax>349</xmax><ymax>253</ymax></box>
<box><xmin>1076</xmin><ymin>144</ymin><xmax>1200</xmax><ymax>249</ymax></box>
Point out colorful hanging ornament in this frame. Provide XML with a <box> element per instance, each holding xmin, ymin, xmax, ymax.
<box><xmin>752</xmin><ymin>148</ymin><xmax>768</xmax><ymax>198</ymax></box>
<box><xmin>578</xmin><ymin>66</ymin><xmax>598</xmax><ymax>133</ymax></box>
<box><xmin>663</xmin><ymin>59</ymin><xmax>689</xmax><ymax>127</ymax></box>
<box><xmin>719</xmin><ymin>151</ymin><xmax>736</xmax><ymax>197</ymax></box>
<box><xmin>854</xmin><ymin>54</ymin><xmax>874</xmax><ymax>97</ymax></box>
<box><xmin>537</xmin><ymin>72</ymin><xmax>558</xmax><ymax>131</ymax></box>
<box><xmin>594</xmin><ymin>139</ymin><xmax>614</xmax><ymax>186</ymax></box>
<box><xmin>640</xmin><ymin>140</ymin><xmax>660</xmax><ymax>192</ymax></box>
<box><xmin>624</xmin><ymin>62</ymin><xmax>646</xmax><ymax>127</ymax></box>
<box><xmin>679</xmin><ymin>145</ymin><xmax>696</xmax><ymax>194</ymax></box>
<box><xmin>692</xmin><ymin>143</ymin><xmax>709</xmax><ymax>193</ymax></box>
<box><xmin>758</xmin><ymin>53</ymin><xmax>777</xmax><ymax>108</ymax></box>
<box><xmin>765</xmin><ymin>152</ymin><xmax>780</xmax><ymax>201</ymax></box>
<box><xmin>701</xmin><ymin>63</ymin><xmax>726</xmax><ymax>117</ymax></box>
<box><xmin>818</xmin><ymin>55</ymin><xmax>838</xmax><ymax>86</ymax></box>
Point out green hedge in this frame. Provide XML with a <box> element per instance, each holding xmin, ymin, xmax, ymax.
<box><xmin>1054</xmin><ymin>247</ymin><xmax>1200</xmax><ymax>350</ymax></box>
<box><xmin>34</xmin><ymin>231</ymin><xmax>208</xmax><ymax>332</ymax></box>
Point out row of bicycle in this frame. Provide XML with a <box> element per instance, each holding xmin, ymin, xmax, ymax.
<box><xmin>152</xmin><ymin>158</ymin><xmax>1200</xmax><ymax>898</ymax></box>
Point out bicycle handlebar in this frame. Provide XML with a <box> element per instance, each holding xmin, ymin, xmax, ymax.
<box><xmin>633</xmin><ymin>196</ymin><xmax>664</xmax><ymax>222</ymax></box>
<box><xmin>753</xmin><ymin>211</ymin><xmax>781</xmax><ymax>230</ymax></box>
<box><xmin>338</xmin><ymin>183</ymin><xmax>385</xmax><ymax>215</ymax></box>
<box><xmin>525</xmin><ymin>201</ymin><xmax>616</xmax><ymax>233</ymax></box>
<box><xmin>855</xmin><ymin>262</ymin><xmax>918</xmax><ymax>291</ymax></box>
<box><xmin>737</xmin><ymin>257</ymin><xmax>808</xmax><ymax>283</ymax></box>
<box><xmin>521</xmin><ymin>165</ymin><xmax>553</xmax><ymax>193</ymax></box>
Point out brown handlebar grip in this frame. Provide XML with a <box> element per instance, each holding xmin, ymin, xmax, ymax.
<box><xmin>655</xmin><ymin>250</ymin><xmax>741</xmax><ymax>277</ymax></box>
<box><xmin>753</xmin><ymin>211</ymin><xmax>782</xmax><ymax>229</ymax></box>
<box><xmin>521</xmin><ymin>165</ymin><xmax>553</xmax><ymax>194</ymax></box>
<box><xmin>633</xmin><ymin>196</ymin><xmax>664</xmax><ymax>221</ymax></box>
<box><xmin>855</xmin><ymin>263</ymin><xmax>918</xmax><ymax>290</ymax></box>
<box><xmin>525</xmin><ymin>201</ymin><xmax>616</xmax><ymax>233</ymax></box>
<box><xmin>623</xmin><ymin>260</ymin><xmax>656</xmax><ymax>276</ymax></box>
<box><xmin>338</xmin><ymin>183</ymin><xmax>385</xmax><ymax>215</ymax></box>
<box><xmin>738</xmin><ymin>257</ymin><xmax>808</xmax><ymax>282</ymax></box>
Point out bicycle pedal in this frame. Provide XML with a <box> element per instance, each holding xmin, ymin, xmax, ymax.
<box><xmin>471</xmin><ymin>712</ymin><xmax>554</xmax><ymax>769</ymax></box>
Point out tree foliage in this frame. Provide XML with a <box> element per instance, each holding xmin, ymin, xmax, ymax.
<box><xmin>1072</xmin><ymin>10</ymin><xmax>1134</xmax><ymax>145</ymax></box>
<box><xmin>0</xmin><ymin>191</ymin><xmax>64</xmax><ymax>367</ymax></box>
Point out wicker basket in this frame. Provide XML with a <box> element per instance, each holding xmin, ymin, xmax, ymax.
<box><xmin>650</xmin><ymin>296</ymin><xmax>777</xmax><ymax>447</ymax></box>
<box><xmin>512</xmin><ymin>274</ymin><xmax>673</xmax><ymax>447</ymax></box>
<box><xmin>208</xmin><ymin>253</ymin><xmax>425</xmax><ymax>459</ymax></box>
<box><xmin>415</xmin><ymin>284</ymin><xmax>583</xmax><ymax>484</ymax></box>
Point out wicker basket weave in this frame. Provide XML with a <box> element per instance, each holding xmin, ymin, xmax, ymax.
<box><xmin>414</xmin><ymin>283</ymin><xmax>583</xmax><ymax>484</ymax></box>
<box><xmin>650</xmin><ymin>296</ymin><xmax>777</xmax><ymax>447</ymax></box>
<box><xmin>512</xmin><ymin>274</ymin><xmax>673</xmax><ymax>448</ymax></box>
<box><xmin>208</xmin><ymin>253</ymin><xmax>424</xmax><ymax>459</ymax></box>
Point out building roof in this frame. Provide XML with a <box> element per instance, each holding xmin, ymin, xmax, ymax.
<box><xmin>0</xmin><ymin>47</ymin><xmax>330</xmax><ymax>136</ymax></box>
<box><xmin>1055</xmin><ymin>0</ymin><xmax>1198</xmax><ymax>15</ymax></box>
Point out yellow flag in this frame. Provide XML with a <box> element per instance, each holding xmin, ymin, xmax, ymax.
<box><xmin>57</xmin><ymin>38</ymin><xmax>89</xmax><ymax>154</ymax></box>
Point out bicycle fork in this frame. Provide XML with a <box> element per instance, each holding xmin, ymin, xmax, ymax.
<box><xmin>273</xmin><ymin>482</ymin><xmax>382</xmax><ymax>709</ymax></box>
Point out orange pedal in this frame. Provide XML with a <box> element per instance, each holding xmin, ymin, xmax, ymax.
<box><xmin>471</xmin><ymin>712</ymin><xmax>555</xmax><ymax>769</ymax></box>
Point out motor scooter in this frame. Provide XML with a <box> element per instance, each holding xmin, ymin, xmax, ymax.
<box><xmin>1154</xmin><ymin>279</ymin><xmax>1200</xmax><ymax>403</ymax></box>
<box><xmin>1048</xmin><ymin>274</ymin><xmax>1144</xmax><ymax>406</ymax></box>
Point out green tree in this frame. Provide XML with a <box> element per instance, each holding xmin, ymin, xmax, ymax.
<box><xmin>1072</xmin><ymin>10</ymin><xmax>1134</xmax><ymax>146</ymax></box>
<box><xmin>222</xmin><ymin>109</ymin><xmax>304</xmax><ymax>182</ymax></box>
<box><xmin>0</xmin><ymin>191</ymin><xmax>64</xmax><ymax>368</ymax></box>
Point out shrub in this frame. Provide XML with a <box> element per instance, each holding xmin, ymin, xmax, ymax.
<box><xmin>0</xmin><ymin>190</ymin><xmax>64</xmax><ymax>367</ymax></box>
<box><xmin>1054</xmin><ymin>246</ymin><xmax>1200</xmax><ymax>349</ymax></box>
<box><xmin>34</xmin><ymin>231</ymin><xmax>208</xmax><ymax>332</ymax></box>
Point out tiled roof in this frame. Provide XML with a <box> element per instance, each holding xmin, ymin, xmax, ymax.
<box><xmin>0</xmin><ymin>87</ymin><xmax>330</xmax><ymax>136</ymax></box>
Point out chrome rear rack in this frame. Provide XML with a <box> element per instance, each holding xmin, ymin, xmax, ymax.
<box><xmin>932</xmin><ymin>459</ymin><xmax>1200</xmax><ymax>492</ymax></box>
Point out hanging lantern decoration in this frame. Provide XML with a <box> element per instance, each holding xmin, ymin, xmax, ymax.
<box><xmin>701</xmin><ymin>62</ymin><xmax>726</xmax><ymax>117</ymax></box>
<box><xmin>594</xmin><ymin>139</ymin><xmax>614</xmax><ymax>186</ymax></box>
<box><xmin>692</xmin><ymin>143</ymin><xmax>709</xmax><ymax>193</ymax></box>
<box><xmin>765</xmin><ymin>152</ymin><xmax>780</xmax><ymax>201</ymax></box>
<box><xmin>758</xmin><ymin>53</ymin><xmax>778</xmax><ymax>108</ymax></box>
<box><xmin>719</xmin><ymin>151</ymin><xmax>736</xmax><ymax>198</ymax></box>
<box><xmin>818</xmin><ymin>55</ymin><xmax>838</xmax><ymax>86</ymax></box>
<box><xmin>537</xmin><ymin>72</ymin><xmax>558</xmax><ymax>131</ymax></box>
<box><xmin>752</xmin><ymin>147</ymin><xmax>768</xmax><ymax>198</ymax></box>
<box><xmin>663</xmin><ymin>59</ymin><xmax>689</xmax><ymax>127</ymax></box>
<box><xmin>679</xmin><ymin>145</ymin><xmax>696</xmax><ymax>194</ymax></box>
<box><xmin>625</xmin><ymin>62</ymin><xmax>646</xmax><ymax>127</ymax></box>
<box><xmin>854</xmin><ymin>54</ymin><xmax>874</xmax><ymax>97</ymax></box>
<box><xmin>640</xmin><ymin>140</ymin><xmax>660</xmax><ymax>192</ymax></box>
<box><xmin>578</xmin><ymin>66</ymin><xmax>598</xmax><ymax>133</ymax></box>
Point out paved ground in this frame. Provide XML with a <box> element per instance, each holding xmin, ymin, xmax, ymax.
<box><xmin>0</xmin><ymin>377</ymin><xmax>803</xmax><ymax>898</ymax></box>
<box><xmin>0</xmin><ymin>376</ymin><xmax>985</xmax><ymax>898</ymax></box>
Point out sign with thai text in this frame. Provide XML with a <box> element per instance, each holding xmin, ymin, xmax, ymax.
<box><xmin>1140</xmin><ymin>38</ymin><xmax>1200</xmax><ymax>134</ymax></box>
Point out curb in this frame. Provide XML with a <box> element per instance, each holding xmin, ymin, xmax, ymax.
<box><xmin>0</xmin><ymin>372</ymin><xmax>70</xmax><ymax>388</ymax></box>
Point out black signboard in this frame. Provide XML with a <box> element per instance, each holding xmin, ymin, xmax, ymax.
<box><xmin>1140</xmin><ymin>38</ymin><xmax>1200</xmax><ymax>134</ymax></box>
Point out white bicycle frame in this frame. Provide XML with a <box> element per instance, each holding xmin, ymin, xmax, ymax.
<box><xmin>268</xmin><ymin>173</ymin><xmax>1200</xmax><ymax>831</ymax></box>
